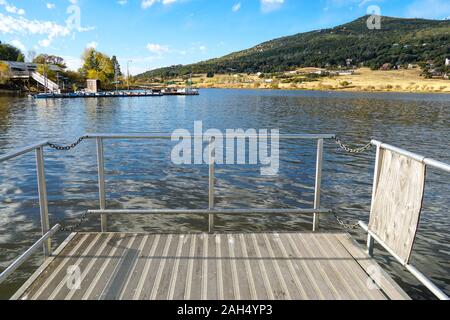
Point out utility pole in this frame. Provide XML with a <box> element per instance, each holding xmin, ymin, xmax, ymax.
<box><xmin>43</xmin><ymin>59</ymin><xmax>48</xmax><ymax>94</ymax></box>
<box><xmin>127</xmin><ymin>60</ymin><xmax>132</xmax><ymax>91</ymax></box>
<box><xmin>114</xmin><ymin>61</ymin><xmax>119</xmax><ymax>93</ymax></box>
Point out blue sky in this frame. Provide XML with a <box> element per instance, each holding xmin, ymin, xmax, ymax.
<box><xmin>0</xmin><ymin>0</ymin><xmax>449</xmax><ymax>74</ymax></box>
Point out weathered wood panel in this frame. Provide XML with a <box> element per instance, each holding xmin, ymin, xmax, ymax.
<box><xmin>369</xmin><ymin>149</ymin><xmax>426</xmax><ymax>264</ymax></box>
<box><xmin>14</xmin><ymin>232</ymin><xmax>409</xmax><ymax>301</ymax></box>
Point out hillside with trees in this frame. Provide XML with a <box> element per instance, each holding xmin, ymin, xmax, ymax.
<box><xmin>135</xmin><ymin>16</ymin><xmax>450</xmax><ymax>80</ymax></box>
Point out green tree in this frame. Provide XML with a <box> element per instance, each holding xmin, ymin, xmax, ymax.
<box><xmin>33</xmin><ymin>54</ymin><xmax>66</xmax><ymax>68</ymax></box>
<box><xmin>0</xmin><ymin>61</ymin><xmax>11</xmax><ymax>84</ymax></box>
<box><xmin>0</xmin><ymin>41</ymin><xmax>24</xmax><ymax>61</ymax></box>
<box><xmin>81</xmin><ymin>48</ymin><xmax>99</xmax><ymax>73</ymax></box>
<box><xmin>111</xmin><ymin>55</ymin><xmax>122</xmax><ymax>77</ymax></box>
<box><xmin>80</xmin><ymin>48</ymin><xmax>117</xmax><ymax>86</ymax></box>
<box><xmin>16</xmin><ymin>53</ymin><xmax>25</xmax><ymax>62</ymax></box>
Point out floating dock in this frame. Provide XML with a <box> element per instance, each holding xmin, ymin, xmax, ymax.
<box><xmin>32</xmin><ymin>90</ymin><xmax>199</xmax><ymax>99</ymax></box>
<box><xmin>12</xmin><ymin>232</ymin><xmax>409</xmax><ymax>300</ymax></box>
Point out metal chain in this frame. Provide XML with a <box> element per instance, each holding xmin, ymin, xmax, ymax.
<box><xmin>47</xmin><ymin>136</ymin><xmax>86</xmax><ymax>151</ymax></box>
<box><xmin>332</xmin><ymin>136</ymin><xmax>371</xmax><ymax>229</ymax></box>
<box><xmin>333</xmin><ymin>211</ymin><xmax>361</xmax><ymax>230</ymax></box>
<box><xmin>334</xmin><ymin>136</ymin><xmax>373</xmax><ymax>154</ymax></box>
<box><xmin>59</xmin><ymin>210</ymin><xmax>90</xmax><ymax>232</ymax></box>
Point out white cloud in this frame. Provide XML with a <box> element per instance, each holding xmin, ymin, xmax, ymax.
<box><xmin>61</xmin><ymin>55</ymin><xmax>83</xmax><ymax>71</ymax></box>
<box><xmin>232</xmin><ymin>2</ymin><xmax>241</xmax><ymax>12</ymax></box>
<box><xmin>406</xmin><ymin>0</ymin><xmax>450</xmax><ymax>19</ymax></box>
<box><xmin>117</xmin><ymin>0</ymin><xmax>127</xmax><ymax>5</ymax></box>
<box><xmin>86</xmin><ymin>41</ymin><xmax>98</xmax><ymax>49</ymax></box>
<box><xmin>325</xmin><ymin>0</ymin><xmax>382</xmax><ymax>8</ymax></box>
<box><xmin>142</xmin><ymin>0</ymin><xmax>156</xmax><ymax>8</ymax></box>
<box><xmin>10</xmin><ymin>39</ymin><xmax>25</xmax><ymax>51</ymax></box>
<box><xmin>46</xmin><ymin>3</ymin><xmax>55</xmax><ymax>9</ymax></box>
<box><xmin>0</xmin><ymin>13</ymin><xmax>72</xmax><ymax>48</ymax></box>
<box><xmin>146</xmin><ymin>43</ymin><xmax>170</xmax><ymax>54</ymax></box>
<box><xmin>0</xmin><ymin>0</ymin><xmax>25</xmax><ymax>15</ymax></box>
<box><xmin>38</xmin><ymin>39</ymin><xmax>51</xmax><ymax>47</ymax></box>
<box><xmin>141</xmin><ymin>0</ymin><xmax>177</xmax><ymax>9</ymax></box>
<box><xmin>261</xmin><ymin>0</ymin><xmax>284</xmax><ymax>13</ymax></box>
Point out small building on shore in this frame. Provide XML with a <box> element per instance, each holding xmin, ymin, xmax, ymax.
<box><xmin>86</xmin><ymin>79</ymin><xmax>100</xmax><ymax>93</ymax></box>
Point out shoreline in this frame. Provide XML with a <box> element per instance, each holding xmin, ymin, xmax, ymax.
<box><xmin>140</xmin><ymin>68</ymin><xmax>449</xmax><ymax>95</ymax></box>
<box><xmin>2</xmin><ymin>86</ymin><xmax>449</xmax><ymax>97</ymax></box>
<box><xmin>194</xmin><ymin>84</ymin><xmax>450</xmax><ymax>95</ymax></box>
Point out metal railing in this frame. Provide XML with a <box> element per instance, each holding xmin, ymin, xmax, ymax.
<box><xmin>0</xmin><ymin>133</ymin><xmax>334</xmax><ymax>285</ymax></box>
<box><xmin>31</xmin><ymin>72</ymin><xmax>60</xmax><ymax>93</ymax></box>
<box><xmin>4</xmin><ymin>134</ymin><xmax>448</xmax><ymax>299</ymax></box>
<box><xmin>359</xmin><ymin>140</ymin><xmax>450</xmax><ymax>301</ymax></box>
<box><xmin>82</xmin><ymin>133</ymin><xmax>335</xmax><ymax>233</ymax></box>
<box><xmin>0</xmin><ymin>140</ymin><xmax>57</xmax><ymax>284</ymax></box>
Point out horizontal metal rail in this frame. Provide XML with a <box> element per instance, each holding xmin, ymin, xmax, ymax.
<box><xmin>0</xmin><ymin>141</ymin><xmax>48</xmax><ymax>163</ymax></box>
<box><xmin>0</xmin><ymin>224</ymin><xmax>60</xmax><ymax>285</ymax></box>
<box><xmin>84</xmin><ymin>133</ymin><xmax>336</xmax><ymax>140</ymax></box>
<box><xmin>88</xmin><ymin>208</ymin><xmax>332</xmax><ymax>216</ymax></box>
<box><xmin>371</xmin><ymin>140</ymin><xmax>450</xmax><ymax>174</ymax></box>
<box><xmin>359</xmin><ymin>222</ymin><xmax>449</xmax><ymax>301</ymax></box>
<box><xmin>81</xmin><ymin>133</ymin><xmax>333</xmax><ymax>233</ymax></box>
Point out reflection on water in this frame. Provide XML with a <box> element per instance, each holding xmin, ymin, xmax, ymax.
<box><xmin>0</xmin><ymin>89</ymin><xmax>449</xmax><ymax>299</ymax></box>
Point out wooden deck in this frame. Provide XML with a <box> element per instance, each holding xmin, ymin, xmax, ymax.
<box><xmin>12</xmin><ymin>232</ymin><xmax>410</xmax><ymax>300</ymax></box>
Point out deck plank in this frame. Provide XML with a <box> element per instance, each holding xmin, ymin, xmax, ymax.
<box><xmin>54</xmin><ymin>233</ymin><xmax>106</xmax><ymax>300</ymax></box>
<box><xmin>15</xmin><ymin>232</ymin><xmax>409</xmax><ymax>301</ymax></box>
<box><xmin>83</xmin><ymin>234</ymin><xmax>133</xmax><ymax>300</ymax></box>
<box><xmin>289</xmin><ymin>233</ymin><xmax>340</xmax><ymax>299</ymax></box>
<box><xmin>335</xmin><ymin>233</ymin><xmax>410</xmax><ymax>300</ymax></box>
<box><xmin>31</xmin><ymin>233</ymin><xmax>94</xmax><ymax>300</ymax></box>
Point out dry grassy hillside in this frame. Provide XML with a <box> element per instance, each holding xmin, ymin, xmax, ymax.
<box><xmin>185</xmin><ymin>68</ymin><xmax>450</xmax><ymax>93</ymax></box>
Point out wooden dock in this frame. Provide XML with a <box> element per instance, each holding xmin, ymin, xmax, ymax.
<box><xmin>12</xmin><ymin>232</ymin><xmax>409</xmax><ymax>300</ymax></box>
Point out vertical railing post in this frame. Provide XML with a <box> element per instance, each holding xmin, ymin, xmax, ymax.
<box><xmin>208</xmin><ymin>137</ymin><xmax>215</xmax><ymax>233</ymax></box>
<box><xmin>367</xmin><ymin>144</ymin><xmax>382</xmax><ymax>256</ymax></box>
<box><xmin>313</xmin><ymin>139</ymin><xmax>324</xmax><ymax>232</ymax></box>
<box><xmin>96</xmin><ymin>138</ymin><xmax>107</xmax><ymax>232</ymax></box>
<box><xmin>35</xmin><ymin>146</ymin><xmax>51</xmax><ymax>257</ymax></box>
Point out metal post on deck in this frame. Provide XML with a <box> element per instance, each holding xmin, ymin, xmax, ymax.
<box><xmin>35</xmin><ymin>146</ymin><xmax>51</xmax><ymax>257</ymax></box>
<box><xmin>96</xmin><ymin>138</ymin><xmax>107</xmax><ymax>232</ymax></box>
<box><xmin>313</xmin><ymin>139</ymin><xmax>324</xmax><ymax>232</ymax></box>
<box><xmin>208</xmin><ymin>137</ymin><xmax>216</xmax><ymax>233</ymax></box>
<box><xmin>367</xmin><ymin>144</ymin><xmax>382</xmax><ymax>256</ymax></box>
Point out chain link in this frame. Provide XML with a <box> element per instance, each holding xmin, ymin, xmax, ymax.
<box><xmin>331</xmin><ymin>136</ymin><xmax>371</xmax><ymax>229</ymax></box>
<box><xmin>47</xmin><ymin>136</ymin><xmax>86</xmax><ymax>151</ymax></box>
<box><xmin>59</xmin><ymin>210</ymin><xmax>90</xmax><ymax>232</ymax></box>
<box><xmin>333</xmin><ymin>211</ymin><xmax>361</xmax><ymax>230</ymax></box>
<box><xmin>334</xmin><ymin>136</ymin><xmax>373</xmax><ymax>154</ymax></box>
<box><xmin>47</xmin><ymin>137</ymin><xmax>88</xmax><ymax>231</ymax></box>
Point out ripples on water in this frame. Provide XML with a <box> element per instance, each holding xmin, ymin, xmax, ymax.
<box><xmin>0</xmin><ymin>89</ymin><xmax>449</xmax><ymax>299</ymax></box>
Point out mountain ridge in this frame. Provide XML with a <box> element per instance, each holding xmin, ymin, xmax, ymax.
<box><xmin>135</xmin><ymin>15</ymin><xmax>450</xmax><ymax>80</ymax></box>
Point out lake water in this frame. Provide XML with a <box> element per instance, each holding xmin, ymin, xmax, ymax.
<box><xmin>0</xmin><ymin>89</ymin><xmax>449</xmax><ymax>300</ymax></box>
